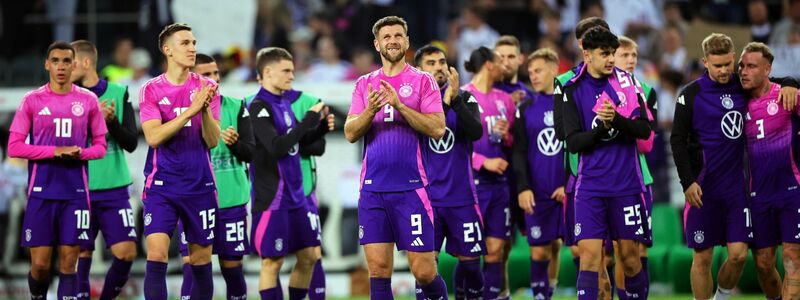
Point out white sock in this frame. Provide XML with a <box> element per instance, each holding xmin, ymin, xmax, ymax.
<box><xmin>713</xmin><ymin>286</ymin><xmax>732</xmax><ymax>300</ymax></box>
<box><xmin>549</xmin><ymin>279</ymin><xmax>558</xmax><ymax>288</ymax></box>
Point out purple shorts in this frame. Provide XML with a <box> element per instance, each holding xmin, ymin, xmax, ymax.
<box><xmin>683</xmin><ymin>192</ymin><xmax>752</xmax><ymax>249</ymax></box>
<box><xmin>142</xmin><ymin>191</ymin><xmax>218</xmax><ymax>246</ymax></box>
<box><xmin>358</xmin><ymin>188</ymin><xmax>435</xmax><ymax>252</ymax></box>
<box><xmin>751</xmin><ymin>196</ymin><xmax>800</xmax><ymax>249</ymax></box>
<box><xmin>433</xmin><ymin>204</ymin><xmax>487</xmax><ymax>257</ymax></box>
<box><xmin>82</xmin><ymin>189</ymin><xmax>138</xmax><ymax>250</ymax></box>
<box><xmin>641</xmin><ymin>186</ymin><xmax>653</xmax><ymax>247</ymax></box>
<box><xmin>22</xmin><ymin>196</ymin><xmax>90</xmax><ymax>247</ymax></box>
<box><xmin>179</xmin><ymin>204</ymin><xmax>250</xmax><ymax>259</ymax></box>
<box><xmin>251</xmin><ymin>205</ymin><xmax>321</xmax><ymax>258</ymax></box>
<box><xmin>476</xmin><ymin>183</ymin><xmax>511</xmax><ymax>240</ymax></box>
<box><xmin>573</xmin><ymin>192</ymin><xmax>646</xmax><ymax>242</ymax></box>
<box><xmin>523</xmin><ymin>199</ymin><xmax>564</xmax><ymax>246</ymax></box>
<box><xmin>563</xmin><ymin>192</ymin><xmax>576</xmax><ymax>246</ymax></box>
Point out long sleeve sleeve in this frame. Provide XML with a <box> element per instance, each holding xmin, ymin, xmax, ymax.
<box><xmin>250</xmin><ymin>100</ymin><xmax>320</xmax><ymax>158</ymax></box>
<box><xmin>79</xmin><ymin>134</ymin><xmax>107</xmax><ymax>160</ymax></box>
<box><xmin>105</xmin><ymin>90</ymin><xmax>138</xmax><ymax>153</ymax></box>
<box><xmin>7</xmin><ymin>133</ymin><xmax>55</xmax><ymax>160</ymax></box>
<box><xmin>450</xmin><ymin>91</ymin><xmax>483</xmax><ymax>141</ymax></box>
<box><xmin>227</xmin><ymin>102</ymin><xmax>255</xmax><ymax>162</ymax></box>
<box><xmin>512</xmin><ymin>104</ymin><xmax>532</xmax><ymax>193</ymax></box>
<box><xmin>563</xmin><ymin>89</ymin><xmax>608</xmax><ymax>153</ymax></box>
<box><xmin>670</xmin><ymin>84</ymin><xmax>698</xmax><ymax>191</ymax></box>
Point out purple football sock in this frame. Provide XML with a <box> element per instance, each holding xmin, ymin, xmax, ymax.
<box><xmin>460</xmin><ymin>259</ymin><xmax>483</xmax><ymax>299</ymax></box>
<box><xmin>624</xmin><ymin>269</ymin><xmax>647</xmax><ymax>300</ymax></box>
<box><xmin>99</xmin><ymin>258</ymin><xmax>132</xmax><ymax>300</ymax></box>
<box><xmin>419</xmin><ymin>274</ymin><xmax>449</xmax><ymax>300</ymax></box>
<box><xmin>57</xmin><ymin>273</ymin><xmax>78</xmax><ymax>300</ymax></box>
<box><xmin>180</xmin><ymin>263</ymin><xmax>193</xmax><ymax>299</ymax></box>
<box><xmin>483</xmin><ymin>262</ymin><xmax>503</xmax><ymax>300</ymax></box>
<box><xmin>576</xmin><ymin>270</ymin><xmax>599</xmax><ymax>300</ymax></box>
<box><xmin>144</xmin><ymin>261</ymin><xmax>168</xmax><ymax>300</ymax></box>
<box><xmin>308</xmin><ymin>260</ymin><xmax>326</xmax><ymax>300</ymax></box>
<box><xmin>288</xmin><ymin>287</ymin><xmax>309</xmax><ymax>300</ymax></box>
<box><xmin>531</xmin><ymin>259</ymin><xmax>550</xmax><ymax>300</ymax></box>
<box><xmin>370</xmin><ymin>277</ymin><xmax>394</xmax><ymax>300</ymax></box>
<box><xmin>77</xmin><ymin>257</ymin><xmax>91</xmax><ymax>300</ymax></box>
<box><xmin>28</xmin><ymin>272</ymin><xmax>50</xmax><ymax>299</ymax></box>
<box><xmin>189</xmin><ymin>263</ymin><xmax>213</xmax><ymax>300</ymax></box>
<box><xmin>221</xmin><ymin>265</ymin><xmax>247</xmax><ymax>300</ymax></box>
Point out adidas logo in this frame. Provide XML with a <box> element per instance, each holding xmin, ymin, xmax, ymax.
<box><xmin>159</xmin><ymin>97</ymin><xmax>171</xmax><ymax>105</ymax></box>
<box><xmin>314</xmin><ymin>287</ymin><xmax>325</xmax><ymax>294</ymax></box>
<box><xmin>534</xmin><ymin>293</ymin><xmax>546</xmax><ymax>300</ymax></box>
<box><xmin>128</xmin><ymin>229</ymin><xmax>137</xmax><ymax>238</ymax></box>
<box><xmin>78</xmin><ymin>231</ymin><xmax>89</xmax><ymax>240</ymax></box>
<box><xmin>677</xmin><ymin>95</ymin><xmax>685</xmax><ymax>105</ymax></box>
<box><xmin>467</xmin><ymin>95</ymin><xmax>478</xmax><ymax>103</ymax></box>
<box><xmin>635</xmin><ymin>226</ymin><xmax>644</xmax><ymax>235</ymax></box>
<box><xmin>235</xmin><ymin>242</ymin><xmax>245</xmax><ymax>252</ymax></box>
<box><xmin>207</xmin><ymin>231</ymin><xmax>215</xmax><ymax>240</ymax></box>
<box><xmin>554</xmin><ymin>85</ymin><xmax>562</xmax><ymax>95</ymax></box>
<box><xmin>411</xmin><ymin>237</ymin><xmax>425</xmax><ymax>247</ymax></box>
<box><xmin>38</xmin><ymin>107</ymin><xmax>51</xmax><ymax>115</ymax></box>
<box><xmin>470</xmin><ymin>243</ymin><xmax>482</xmax><ymax>253</ymax></box>
<box><xmin>257</xmin><ymin>108</ymin><xmax>269</xmax><ymax>118</ymax></box>
<box><xmin>242</xmin><ymin>109</ymin><xmax>250</xmax><ymax>118</ymax></box>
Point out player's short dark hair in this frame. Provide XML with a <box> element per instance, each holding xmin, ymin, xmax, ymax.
<box><xmin>70</xmin><ymin>40</ymin><xmax>97</xmax><ymax>62</ymax></box>
<box><xmin>575</xmin><ymin>17</ymin><xmax>609</xmax><ymax>40</ymax></box>
<box><xmin>464</xmin><ymin>46</ymin><xmax>495</xmax><ymax>73</ymax></box>
<box><xmin>702</xmin><ymin>33</ymin><xmax>734</xmax><ymax>57</ymax></box>
<box><xmin>256</xmin><ymin>47</ymin><xmax>293</xmax><ymax>75</ymax></box>
<box><xmin>741</xmin><ymin>42</ymin><xmax>774</xmax><ymax>64</ymax></box>
<box><xmin>46</xmin><ymin>41</ymin><xmax>75</xmax><ymax>58</ymax></box>
<box><xmin>581</xmin><ymin>26</ymin><xmax>619</xmax><ymax>51</ymax></box>
<box><xmin>372</xmin><ymin>16</ymin><xmax>408</xmax><ymax>38</ymax></box>
<box><xmin>495</xmin><ymin>35</ymin><xmax>520</xmax><ymax>50</ymax></box>
<box><xmin>414</xmin><ymin>44</ymin><xmax>445</xmax><ymax>66</ymax></box>
<box><xmin>158</xmin><ymin>23</ymin><xmax>192</xmax><ymax>53</ymax></box>
<box><xmin>195</xmin><ymin>53</ymin><xmax>215</xmax><ymax>65</ymax></box>
<box><xmin>527</xmin><ymin>48</ymin><xmax>559</xmax><ymax>66</ymax></box>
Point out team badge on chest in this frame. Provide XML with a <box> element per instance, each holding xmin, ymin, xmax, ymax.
<box><xmin>399</xmin><ymin>83</ymin><xmax>413</xmax><ymax>98</ymax></box>
<box><xmin>71</xmin><ymin>101</ymin><xmax>85</xmax><ymax>116</ymax></box>
<box><xmin>721</xmin><ymin>94</ymin><xmax>734</xmax><ymax>109</ymax></box>
<box><xmin>767</xmin><ymin>99</ymin><xmax>779</xmax><ymax>116</ymax></box>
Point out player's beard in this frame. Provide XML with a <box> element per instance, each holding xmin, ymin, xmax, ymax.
<box><xmin>380</xmin><ymin>45</ymin><xmax>405</xmax><ymax>63</ymax></box>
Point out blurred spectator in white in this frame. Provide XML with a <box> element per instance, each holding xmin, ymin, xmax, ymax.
<box><xmin>602</xmin><ymin>0</ymin><xmax>662</xmax><ymax>36</ymax></box>
<box><xmin>542</xmin><ymin>0</ymin><xmax>579</xmax><ymax>35</ymax></box>
<box><xmin>663</xmin><ymin>2</ymin><xmax>688</xmax><ymax>36</ymax></box>
<box><xmin>46</xmin><ymin>0</ymin><xmax>77</xmax><ymax>42</ymax></box>
<box><xmin>303</xmin><ymin>35</ymin><xmax>351</xmax><ymax>83</ymax></box>
<box><xmin>345</xmin><ymin>47</ymin><xmax>378</xmax><ymax>81</ymax></box>
<box><xmin>749</xmin><ymin>0</ymin><xmax>772</xmax><ymax>43</ymax></box>
<box><xmin>658</xmin><ymin>25</ymin><xmax>687</xmax><ymax>73</ymax></box>
<box><xmin>449</xmin><ymin>4</ymin><xmax>499</xmax><ymax>83</ymax></box>
<box><xmin>290</xmin><ymin>26</ymin><xmax>315</xmax><ymax>73</ymax></box>
<box><xmin>770</xmin><ymin>0</ymin><xmax>800</xmax><ymax>46</ymax></box>
<box><xmin>101</xmin><ymin>37</ymin><xmax>134</xmax><ymax>83</ymax></box>
<box><xmin>123</xmin><ymin>48</ymin><xmax>152</xmax><ymax>109</ymax></box>
<box><xmin>657</xmin><ymin>69</ymin><xmax>684</xmax><ymax>130</ymax></box>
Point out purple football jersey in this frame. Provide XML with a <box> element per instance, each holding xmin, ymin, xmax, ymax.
<box><xmin>519</xmin><ymin>93</ymin><xmax>565</xmax><ymax>202</ymax></box>
<box><xmin>421</xmin><ymin>88</ymin><xmax>479</xmax><ymax>207</ymax></box>
<box><xmin>348</xmin><ymin>64</ymin><xmax>443</xmax><ymax>192</ymax></box>
<box><xmin>138</xmin><ymin>73</ymin><xmax>221</xmax><ymax>197</ymax></box>
<box><xmin>690</xmin><ymin>73</ymin><xmax>748</xmax><ymax>198</ymax></box>
<box><xmin>745</xmin><ymin>83</ymin><xmax>800</xmax><ymax>201</ymax></box>
<box><xmin>570</xmin><ymin>75</ymin><xmax>645</xmax><ymax>196</ymax></box>
<box><xmin>9</xmin><ymin>84</ymin><xmax>107</xmax><ymax>199</ymax></box>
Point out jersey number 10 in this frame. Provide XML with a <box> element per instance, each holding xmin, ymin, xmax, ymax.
<box><xmin>53</xmin><ymin>118</ymin><xmax>73</xmax><ymax>138</ymax></box>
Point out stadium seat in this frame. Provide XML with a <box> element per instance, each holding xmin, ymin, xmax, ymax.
<box><xmin>648</xmin><ymin>204</ymin><xmax>684</xmax><ymax>283</ymax></box>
